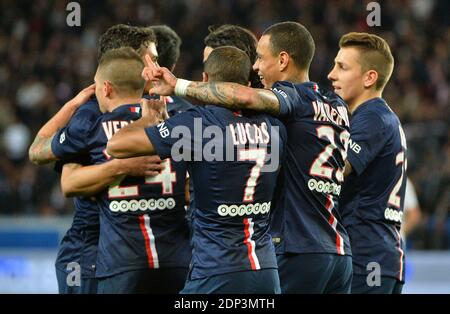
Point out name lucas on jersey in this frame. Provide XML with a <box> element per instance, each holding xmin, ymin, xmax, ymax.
<box><xmin>155</xmin><ymin>119</ymin><xmax>281</xmax><ymax>172</ymax></box>
<box><xmin>228</xmin><ymin>122</ymin><xmax>270</xmax><ymax>145</ymax></box>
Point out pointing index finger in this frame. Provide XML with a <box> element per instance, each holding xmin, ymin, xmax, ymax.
<box><xmin>144</xmin><ymin>54</ymin><xmax>157</xmax><ymax>69</ymax></box>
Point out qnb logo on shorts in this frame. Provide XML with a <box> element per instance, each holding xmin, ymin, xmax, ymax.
<box><xmin>217</xmin><ymin>202</ymin><xmax>271</xmax><ymax>217</ymax></box>
<box><xmin>308</xmin><ymin>178</ymin><xmax>341</xmax><ymax>196</ymax></box>
<box><xmin>384</xmin><ymin>207</ymin><xmax>403</xmax><ymax>223</ymax></box>
<box><xmin>109</xmin><ymin>198</ymin><xmax>176</xmax><ymax>213</ymax></box>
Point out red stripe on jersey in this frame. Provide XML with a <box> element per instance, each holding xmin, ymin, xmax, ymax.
<box><xmin>139</xmin><ymin>215</ymin><xmax>155</xmax><ymax>268</ymax></box>
<box><xmin>326</xmin><ymin>195</ymin><xmax>345</xmax><ymax>255</ymax></box>
<box><xmin>243</xmin><ymin>218</ymin><xmax>257</xmax><ymax>270</ymax></box>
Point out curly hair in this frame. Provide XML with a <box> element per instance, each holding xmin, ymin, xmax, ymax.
<box><xmin>147</xmin><ymin>25</ymin><xmax>181</xmax><ymax>70</ymax></box>
<box><xmin>204</xmin><ymin>24</ymin><xmax>262</xmax><ymax>88</ymax></box>
<box><xmin>98</xmin><ymin>24</ymin><xmax>156</xmax><ymax>61</ymax></box>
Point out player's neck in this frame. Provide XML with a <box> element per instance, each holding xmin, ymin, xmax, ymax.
<box><xmin>107</xmin><ymin>97</ymin><xmax>142</xmax><ymax>112</ymax></box>
<box><xmin>283</xmin><ymin>69</ymin><xmax>309</xmax><ymax>84</ymax></box>
<box><xmin>348</xmin><ymin>89</ymin><xmax>383</xmax><ymax>113</ymax></box>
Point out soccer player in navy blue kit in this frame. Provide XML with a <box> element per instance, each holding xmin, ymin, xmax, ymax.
<box><xmin>140</xmin><ymin>22</ymin><xmax>352</xmax><ymax>294</ymax></box>
<box><xmin>53</xmin><ymin>47</ymin><xmax>191</xmax><ymax>293</ymax></box>
<box><xmin>108</xmin><ymin>46</ymin><xmax>287</xmax><ymax>294</ymax></box>
<box><xmin>328</xmin><ymin>32</ymin><xmax>407</xmax><ymax>294</ymax></box>
<box><xmin>147</xmin><ymin>25</ymin><xmax>193</xmax><ymax>116</ymax></box>
<box><xmin>28</xmin><ymin>25</ymin><xmax>163</xmax><ymax>294</ymax></box>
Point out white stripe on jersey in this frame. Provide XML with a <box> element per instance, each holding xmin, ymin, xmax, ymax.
<box><xmin>326</xmin><ymin>195</ymin><xmax>345</xmax><ymax>255</ymax></box>
<box><xmin>245</xmin><ymin>218</ymin><xmax>261</xmax><ymax>270</ymax></box>
<box><xmin>393</xmin><ymin>226</ymin><xmax>404</xmax><ymax>280</ymax></box>
<box><xmin>143</xmin><ymin>214</ymin><xmax>159</xmax><ymax>269</ymax></box>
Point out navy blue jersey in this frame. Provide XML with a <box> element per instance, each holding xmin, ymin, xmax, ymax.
<box><xmin>269</xmin><ymin>81</ymin><xmax>351</xmax><ymax>256</ymax></box>
<box><xmin>165</xmin><ymin>95</ymin><xmax>194</xmax><ymax>116</ymax></box>
<box><xmin>340</xmin><ymin>98</ymin><xmax>407</xmax><ymax>281</ymax></box>
<box><xmin>52</xmin><ymin>103</ymin><xmax>191</xmax><ymax>278</ymax></box>
<box><xmin>145</xmin><ymin>105</ymin><xmax>287</xmax><ymax>280</ymax></box>
<box><xmin>163</xmin><ymin>95</ymin><xmax>196</xmax><ymax>236</ymax></box>
<box><xmin>53</xmin><ymin>99</ymin><xmax>101</xmax><ymax>279</ymax></box>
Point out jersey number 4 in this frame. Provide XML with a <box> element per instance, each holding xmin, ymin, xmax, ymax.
<box><xmin>108</xmin><ymin>159</ymin><xmax>176</xmax><ymax>198</ymax></box>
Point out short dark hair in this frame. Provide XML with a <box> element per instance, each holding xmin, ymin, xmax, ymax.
<box><xmin>204</xmin><ymin>24</ymin><xmax>262</xmax><ymax>88</ymax></box>
<box><xmin>98</xmin><ymin>47</ymin><xmax>145</xmax><ymax>96</ymax></box>
<box><xmin>98</xmin><ymin>24</ymin><xmax>156</xmax><ymax>61</ymax></box>
<box><xmin>147</xmin><ymin>25</ymin><xmax>181</xmax><ymax>70</ymax></box>
<box><xmin>203</xmin><ymin>46</ymin><xmax>251</xmax><ymax>86</ymax></box>
<box><xmin>263</xmin><ymin>21</ymin><xmax>315</xmax><ymax>71</ymax></box>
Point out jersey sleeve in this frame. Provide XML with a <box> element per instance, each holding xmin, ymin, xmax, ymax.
<box><xmin>145</xmin><ymin>108</ymin><xmax>203</xmax><ymax>160</ymax></box>
<box><xmin>51</xmin><ymin>107</ymin><xmax>99</xmax><ymax>160</ymax></box>
<box><xmin>347</xmin><ymin>110</ymin><xmax>387</xmax><ymax>176</ymax></box>
<box><xmin>271</xmin><ymin>81</ymin><xmax>307</xmax><ymax>119</ymax></box>
<box><xmin>267</xmin><ymin>116</ymin><xmax>287</xmax><ymax>165</ymax></box>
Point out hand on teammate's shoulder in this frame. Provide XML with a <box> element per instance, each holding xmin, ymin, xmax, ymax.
<box><xmin>68</xmin><ymin>83</ymin><xmax>96</xmax><ymax>109</ymax></box>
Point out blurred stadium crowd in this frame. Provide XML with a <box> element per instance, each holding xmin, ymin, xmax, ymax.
<box><xmin>0</xmin><ymin>0</ymin><xmax>448</xmax><ymax>249</ymax></box>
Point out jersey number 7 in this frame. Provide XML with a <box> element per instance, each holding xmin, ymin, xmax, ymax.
<box><xmin>238</xmin><ymin>148</ymin><xmax>267</xmax><ymax>203</ymax></box>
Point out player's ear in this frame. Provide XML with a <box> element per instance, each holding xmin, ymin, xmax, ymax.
<box><xmin>279</xmin><ymin>51</ymin><xmax>289</xmax><ymax>72</ymax></box>
<box><xmin>104</xmin><ymin>80</ymin><xmax>113</xmax><ymax>97</ymax></box>
<box><xmin>202</xmin><ymin>72</ymin><xmax>209</xmax><ymax>83</ymax></box>
<box><xmin>364</xmin><ymin>70</ymin><xmax>378</xmax><ymax>89</ymax></box>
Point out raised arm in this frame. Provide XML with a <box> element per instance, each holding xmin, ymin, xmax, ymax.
<box><xmin>61</xmin><ymin>156</ymin><xmax>164</xmax><ymax>197</ymax></box>
<box><xmin>142</xmin><ymin>58</ymin><xmax>281</xmax><ymax>115</ymax></box>
<box><xmin>28</xmin><ymin>84</ymin><xmax>96</xmax><ymax>165</ymax></box>
<box><xmin>107</xmin><ymin>127</ymin><xmax>156</xmax><ymax>159</ymax></box>
<box><xmin>184</xmin><ymin>81</ymin><xmax>280</xmax><ymax>116</ymax></box>
<box><xmin>107</xmin><ymin>98</ymin><xmax>164</xmax><ymax>159</ymax></box>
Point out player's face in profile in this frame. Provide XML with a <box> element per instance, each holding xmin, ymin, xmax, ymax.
<box><xmin>328</xmin><ymin>47</ymin><xmax>366</xmax><ymax>105</ymax></box>
<box><xmin>203</xmin><ymin>46</ymin><xmax>213</xmax><ymax>63</ymax></box>
<box><xmin>253</xmin><ymin>35</ymin><xmax>279</xmax><ymax>88</ymax></box>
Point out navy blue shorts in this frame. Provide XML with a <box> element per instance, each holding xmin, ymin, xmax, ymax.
<box><xmin>277</xmin><ymin>253</ymin><xmax>352</xmax><ymax>294</ymax></box>
<box><xmin>97</xmin><ymin>268</ymin><xmax>188</xmax><ymax>294</ymax></box>
<box><xmin>180</xmin><ymin>269</ymin><xmax>281</xmax><ymax>294</ymax></box>
<box><xmin>56</xmin><ymin>267</ymin><xmax>98</xmax><ymax>294</ymax></box>
<box><xmin>351</xmin><ymin>274</ymin><xmax>403</xmax><ymax>294</ymax></box>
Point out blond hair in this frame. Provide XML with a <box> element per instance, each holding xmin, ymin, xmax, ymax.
<box><xmin>98</xmin><ymin>47</ymin><xmax>145</xmax><ymax>96</ymax></box>
<box><xmin>340</xmin><ymin>32</ymin><xmax>394</xmax><ymax>90</ymax></box>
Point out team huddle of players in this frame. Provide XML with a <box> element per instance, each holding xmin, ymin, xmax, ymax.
<box><xmin>29</xmin><ymin>21</ymin><xmax>407</xmax><ymax>294</ymax></box>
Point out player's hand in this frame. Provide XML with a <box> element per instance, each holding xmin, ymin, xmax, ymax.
<box><xmin>68</xmin><ymin>83</ymin><xmax>96</xmax><ymax>108</ymax></box>
<box><xmin>141</xmin><ymin>98</ymin><xmax>166</xmax><ymax>123</ymax></box>
<box><xmin>121</xmin><ymin>155</ymin><xmax>165</xmax><ymax>177</ymax></box>
<box><xmin>142</xmin><ymin>55</ymin><xmax>177</xmax><ymax>96</ymax></box>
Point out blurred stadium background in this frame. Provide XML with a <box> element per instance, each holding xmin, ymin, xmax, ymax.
<box><xmin>0</xmin><ymin>0</ymin><xmax>448</xmax><ymax>293</ymax></box>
